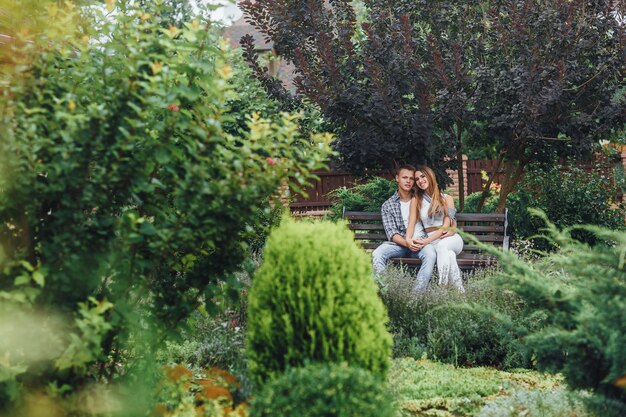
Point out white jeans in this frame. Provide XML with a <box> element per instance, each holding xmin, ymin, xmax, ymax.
<box><xmin>428</xmin><ymin>232</ymin><xmax>464</xmax><ymax>292</ymax></box>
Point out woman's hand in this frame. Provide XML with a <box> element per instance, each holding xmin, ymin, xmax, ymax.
<box><xmin>440</xmin><ymin>226</ymin><xmax>456</xmax><ymax>239</ymax></box>
<box><xmin>413</xmin><ymin>237</ymin><xmax>428</xmax><ymax>249</ymax></box>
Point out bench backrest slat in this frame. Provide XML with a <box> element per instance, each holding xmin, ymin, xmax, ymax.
<box><xmin>354</xmin><ymin>233</ymin><xmax>388</xmax><ymax>240</ymax></box>
<box><xmin>343</xmin><ymin>212</ymin><xmax>382</xmax><ymax>220</ymax></box>
<box><xmin>344</xmin><ymin>211</ymin><xmax>506</xmax><ymax>222</ymax></box>
<box><xmin>460</xmin><ymin>225</ymin><xmax>504</xmax><ymax>233</ymax></box>
<box><xmin>344</xmin><ymin>209</ymin><xmax>509</xmax><ymax>253</ymax></box>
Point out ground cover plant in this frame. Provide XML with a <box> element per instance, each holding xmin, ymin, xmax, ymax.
<box><xmin>389</xmin><ymin>357</ymin><xmax>564</xmax><ymax>417</ymax></box>
<box><xmin>476</xmin><ymin>387</ymin><xmax>590</xmax><ymax>417</ymax></box>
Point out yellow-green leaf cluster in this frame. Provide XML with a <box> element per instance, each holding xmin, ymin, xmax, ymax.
<box><xmin>247</xmin><ymin>218</ymin><xmax>392</xmax><ymax>384</ymax></box>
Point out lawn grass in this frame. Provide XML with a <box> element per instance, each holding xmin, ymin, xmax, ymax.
<box><xmin>389</xmin><ymin>357</ymin><xmax>563</xmax><ymax>416</ymax></box>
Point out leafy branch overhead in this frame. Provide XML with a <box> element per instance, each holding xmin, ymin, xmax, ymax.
<box><xmin>470</xmin><ymin>0</ymin><xmax>626</xmax><ymax>212</ymax></box>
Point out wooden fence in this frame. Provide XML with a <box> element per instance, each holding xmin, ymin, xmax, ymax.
<box><xmin>290</xmin><ymin>170</ymin><xmax>393</xmax><ymax>212</ymax></box>
<box><xmin>290</xmin><ymin>150</ymin><xmax>626</xmax><ymax>212</ymax></box>
<box><xmin>465</xmin><ymin>159</ymin><xmax>503</xmax><ymax>195</ymax></box>
<box><xmin>289</xmin><ymin>161</ymin><xmax>503</xmax><ymax>211</ymax></box>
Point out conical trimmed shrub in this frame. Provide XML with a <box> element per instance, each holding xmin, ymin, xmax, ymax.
<box><xmin>247</xmin><ymin>217</ymin><xmax>392</xmax><ymax>384</ymax></box>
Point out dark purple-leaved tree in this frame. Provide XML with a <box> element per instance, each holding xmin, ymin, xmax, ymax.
<box><xmin>240</xmin><ymin>0</ymin><xmax>625</xmax><ymax>211</ymax></box>
<box><xmin>470</xmin><ymin>0</ymin><xmax>625</xmax><ymax>212</ymax></box>
<box><xmin>239</xmin><ymin>0</ymin><xmax>475</xmax><ymax>183</ymax></box>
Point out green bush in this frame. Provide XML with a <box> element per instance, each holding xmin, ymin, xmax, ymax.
<box><xmin>508</xmin><ymin>163</ymin><xmax>625</xmax><ymax>246</ymax></box>
<box><xmin>425</xmin><ymin>303</ymin><xmax>529</xmax><ymax>368</ymax></box>
<box><xmin>250</xmin><ymin>362</ymin><xmax>396</xmax><ymax>417</ymax></box>
<box><xmin>247</xmin><ymin>218</ymin><xmax>392</xmax><ymax>383</ymax></box>
<box><xmin>468</xmin><ymin>163</ymin><xmax>626</xmax><ymax>248</ymax></box>
<box><xmin>158</xmin><ymin>313</ymin><xmax>247</xmax><ymax>373</ymax></box>
<box><xmin>248</xmin><ymin>206</ymin><xmax>285</xmax><ymax>253</ymax></box>
<box><xmin>0</xmin><ymin>0</ymin><xmax>331</xmax><ymax>316</ymax></box>
<box><xmin>328</xmin><ymin>177</ymin><xmax>396</xmax><ymax>218</ymax></box>
<box><xmin>477</xmin><ymin>388</ymin><xmax>590</xmax><ymax>417</ymax></box>
<box><xmin>0</xmin><ymin>0</ymin><xmax>332</xmax><ymax>412</ymax></box>
<box><xmin>380</xmin><ymin>267</ymin><xmax>535</xmax><ymax>369</ymax></box>
<box><xmin>463</xmin><ymin>190</ymin><xmax>499</xmax><ymax>213</ymax></box>
<box><xmin>492</xmin><ymin>210</ymin><xmax>626</xmax><ymax>407</ymax></box>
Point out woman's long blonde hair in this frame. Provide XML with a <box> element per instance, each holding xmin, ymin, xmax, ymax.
<box><xmin>415</xmin><ymin>166</ymin><xmax>448</xmax><ymax>218</ymax></box>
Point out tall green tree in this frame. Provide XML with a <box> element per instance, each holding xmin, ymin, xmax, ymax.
<box><xmin>0</xmin><ymin>0</ymin><xmax>331</xmax><ymax>408</ymax></box>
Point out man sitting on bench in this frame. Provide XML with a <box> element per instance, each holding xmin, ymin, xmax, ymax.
<box><xmin>372</xmin><ymin>164</ymin><xmax>436</xmax><ymax>293</ymax></box>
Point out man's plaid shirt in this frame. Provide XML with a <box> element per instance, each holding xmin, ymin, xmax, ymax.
<box><xmin>381</xmin><ymin>191</ymin><xmax>427</xmax><ymax>243</ymax></box>
<box><xmin>381</xmin><ymin>191</ymin><xmax>406</xmax><ymax>243</ymax></box>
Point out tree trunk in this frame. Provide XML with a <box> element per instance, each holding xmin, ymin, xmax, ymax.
<box><xmin>495</xmin><ymin>158</ymin><xmax>526</xmax><ymax>213</ymax></box>
<box><xmin>476</xmin><ymin>153</ymin><xmax>504</xmax><ymax>212</ymax></box>
<box><xmin>456</xmin><ymin>127</ymin><xmax>465</xmax><ymax>211</ymax></box>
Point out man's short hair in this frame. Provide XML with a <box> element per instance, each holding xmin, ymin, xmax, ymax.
<box><xmin>396</xmin><ymin>164</ymin><xmax>417</xmax><ymax>176</ymax></box>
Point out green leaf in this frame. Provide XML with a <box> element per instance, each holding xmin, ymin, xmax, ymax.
<box><xmin>155</xmin><ymin>147</ymin><xmax>171</xmax><ymax>164</ymax></box>
<box><xmin>182</xmin><ymin>30</ymin><xmax>197</xmax><ymax>43</ymax></box>
<box><xmin>19</xmin><ymin>261</ymin><xmax>34</xmax><ymax>272</ymax></box>
<box><xmin>14</xmin><ymin>275</ymin><xmax>30</xmax><ymax>286</ymax></box>
<box><xmin>139</xmin><ymin>221</ymin><xmax>157</xmax><ymax>236</ymax></box>
<box><xmin>32</xmin><ymin>271</ymin><xmax>45</xmax><ymax>287</ymax></box>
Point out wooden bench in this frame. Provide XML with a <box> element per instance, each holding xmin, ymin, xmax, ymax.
<box><xmin>343</xmin><ymin>209</ymin><xmax>509</xmax><ymax>270</ymax></box>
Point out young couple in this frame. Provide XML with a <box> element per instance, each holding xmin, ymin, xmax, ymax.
<box><xmin>372</xmin><ymin>165</ymin><xmax>465</xmax><ymax>293</ymax></box>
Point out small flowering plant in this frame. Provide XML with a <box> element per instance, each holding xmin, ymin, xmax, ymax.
<box><xmin>154</xmin><ymin>365</ymin><xmax>248</xmax><ymax>417</ymax></box>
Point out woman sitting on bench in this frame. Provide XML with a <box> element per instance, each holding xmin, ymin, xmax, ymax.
<box><xmin>406</xmin><ymin>166</ymin><xmax>465</xmax><ymax>293</ymax></box>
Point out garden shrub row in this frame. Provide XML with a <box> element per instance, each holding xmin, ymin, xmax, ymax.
<box><xmin>381</xmin><ymin>267</ymin><xmax>535</xmax><ymax>369</ymax></box>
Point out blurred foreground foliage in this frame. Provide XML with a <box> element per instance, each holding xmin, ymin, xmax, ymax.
<box><xmin>0</xmin><ymin>0</ymin><xmax>331</xmax><ymax>414</ymax></box>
